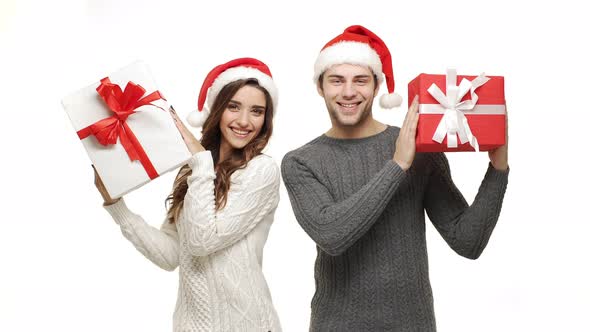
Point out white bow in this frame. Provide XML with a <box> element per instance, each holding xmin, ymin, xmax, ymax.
<box><xmin>426</xmin><ymin>69</ymin><xmax>490</xmax><ymax>151</ymax></box>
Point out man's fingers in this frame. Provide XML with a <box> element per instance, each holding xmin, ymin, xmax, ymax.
<box><xmin>504</xmin><ymin>103</ymin><xmax>508</xmax><ymax>141</ymax></box>
<box><xmin>411</xmin><ymin>94</ymin><xmax>419</xmax><ymax>107</ymax></box>
<box><xmin>401</xmin><ymin>95</ymin><xmax>419</xmax><ymax>137</ymax></box>
<box><xmin>400</xmin><ymin>96</ymin><xmax>415</xmax><ymax>130</ymax></box>
<box><xmin>412</xmin><ymin>95</ymin><xmax>419</xmax><ymax>112</ymax></box>
<box><xmin>408</xmin><ymin>96</ymin><xmax>419</xmax><ymax>134</ymax></box>
<box><xmin>401</xmin><ymin>108</ymin><xmax>411</xmax><ymax>130</ymax></box>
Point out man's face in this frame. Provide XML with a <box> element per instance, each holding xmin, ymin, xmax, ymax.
<box><xmin>318</xmin><ymin>63</ymin><xmax>379</xmax><ymax>128</ymax></box>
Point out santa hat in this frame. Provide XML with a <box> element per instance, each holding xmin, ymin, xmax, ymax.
<box><xmin>187</xmin><ymin>57</ymin><xmax>278</xmax><ymax>128</ymax></box>
<box><xmin>313</xmin><ymin>25</ymin><xmax>402</xmax><ymax>109</ymax></box>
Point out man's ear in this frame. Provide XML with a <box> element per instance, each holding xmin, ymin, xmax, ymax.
<box><xmin>316</xmin><ymin>81</ymin><xmax>325</xmax><ymax>98</ymax></box>
<box><xmin>374</xmin><ymin>76</ymin><xmax>381</xmax><ymax>95</ymax></box>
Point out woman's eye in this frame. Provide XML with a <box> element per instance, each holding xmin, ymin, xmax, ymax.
<box><xmin>228</xmin><ymin>104</ymin><xmax>239</xmax><ymax>111</ymax></box>
<box><xmin>252</xmin><ymin>108</ymin><xmax>265</xmax><ymax>115</ymax></box>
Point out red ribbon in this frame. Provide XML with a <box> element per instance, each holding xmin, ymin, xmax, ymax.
<box><xmin>77</xmin><ymin>77</ymin><xmax>166</xmax><ymax>180</ymax></box>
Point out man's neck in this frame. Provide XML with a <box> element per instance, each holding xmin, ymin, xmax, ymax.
<box><xmin>325</xmin><ymin>117</ymin><xmax>387</xmax><ymax>139</ymax></box>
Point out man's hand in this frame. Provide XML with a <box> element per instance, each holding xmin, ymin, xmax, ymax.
<box><xmin>393</xmin><ymin>95</ymin><xmax>419</xmax><ymax>171</ymax></box>
<box><xmin>489</xmin><ymin>105</ymin><xmax>509</xmax><ymax>171</ymax></box>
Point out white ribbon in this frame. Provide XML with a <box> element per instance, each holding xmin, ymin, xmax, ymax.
<box><xmin>426</xmin><ymin>69</ymin><xmax>491</xmax><ymax>151</ymax></box>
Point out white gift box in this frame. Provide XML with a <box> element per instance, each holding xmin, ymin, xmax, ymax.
<box><xmin>62</xmin><ymin>61</ymin><xmax>191</xmax><ymax>198</ymax></box>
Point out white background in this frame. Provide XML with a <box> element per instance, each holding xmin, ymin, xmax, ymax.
<box><xmin>1</xmin><ymin>0</ymin><xmax>588</xmax><ymax>331</ymax></box>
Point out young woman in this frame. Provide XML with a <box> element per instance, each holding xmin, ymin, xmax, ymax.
<box><xmin>95</xmin><ymin>58</ymin><xmax>282</xmax><ymax>331</ymax></box>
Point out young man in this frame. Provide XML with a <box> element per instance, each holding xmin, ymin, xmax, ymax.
<box><xmin>281</xmin><ymin>25</ymin><xmax>509</xmax><ymax>331</ymax></box>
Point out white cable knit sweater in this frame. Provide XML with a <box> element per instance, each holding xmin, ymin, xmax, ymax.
<box><xmin>104</xmin><ymin>151</ymin><xmax>282</xmax><ymax>332</ymax></box>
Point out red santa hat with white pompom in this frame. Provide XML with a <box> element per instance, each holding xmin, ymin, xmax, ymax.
<box><xmin>313</xmin><ymin>25</ymin><xmax>402</xmax><ymax>109</ymax></box>
<box><xmin>187</xmin><ymin>57</ymin><xmax>278</xmax><ymax>128</ymax></box>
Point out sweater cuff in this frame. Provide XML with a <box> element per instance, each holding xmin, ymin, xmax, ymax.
<box><xmin>386</xmin><ymin>159</ymin><xmax>407</xmax><ymax>179</ymax></box>
<box><xmin>486</xmin><ymin>162</ymin><xmax>509</xmax><ymax>178</ymax></box>
<box><xmin>187</xmin><ymin>150</ymin><xmax>215</xmax><ymax>177</ymax></box>
<box><xmin>103</xmin><ymin>198</ymin><xmax>137</xmax><ymax>227</ymax></box>
<box><xmin>484</xmin><ymin>162</ymin><xmax>509</xmax><ymax>189</ymax></box>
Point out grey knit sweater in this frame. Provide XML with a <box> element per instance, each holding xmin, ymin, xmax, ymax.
<box><xmin>281</xmin><ymin>125</ymin><xmax>509</xmax><ymax>331</ymax></box>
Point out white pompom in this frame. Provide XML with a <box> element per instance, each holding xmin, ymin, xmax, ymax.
<box><xmin>186</xmin><ymin>107</ymin><xmax>209</xmax><ymax>128</ymax></box>
<box><xmin>379</xmin><ymin>93</ymin><xmax>403</xmax><ymax>109</ymax></box>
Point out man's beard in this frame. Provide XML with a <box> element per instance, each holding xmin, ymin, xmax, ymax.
<box><xmin>327</xmin><ymin>99</ymin><xmax>374</xmax><ymax>128</ymax></box>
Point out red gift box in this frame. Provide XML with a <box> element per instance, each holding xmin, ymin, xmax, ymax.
<box><xmin>408</xmin><ymin>69</ymin><xmax>506</xmax><ymax>152</ymax></box>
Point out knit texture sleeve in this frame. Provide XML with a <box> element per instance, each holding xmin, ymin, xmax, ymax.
<box><xmin>281</xmin><ymin>152</ymin><xmax>407</xmax><ymax>256</ymax></box>
<box><xmin>104</xmin><ymin>198</ymin><xmax>179</xmax><ymax>271</ymax></box>
<box><xmin>181</xmin><ymin>151</ymin><xmax>280</xmax><ymax>257</ymax></box>
<box><xmin>424</xmin><ymin>153</ymin><xmax>509</xmax><ymax>259</ymax></box>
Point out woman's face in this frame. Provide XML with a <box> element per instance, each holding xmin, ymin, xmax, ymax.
<box><xmin>218</xmin><ymin>85</ymin><xmax>267</xmax><ymax>156</ymax></box>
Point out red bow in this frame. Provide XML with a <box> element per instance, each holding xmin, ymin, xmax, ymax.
<box><xmin>77</xmin><ymin>78</ymin><xmax>166</xmax><ymax>179</ymax></box>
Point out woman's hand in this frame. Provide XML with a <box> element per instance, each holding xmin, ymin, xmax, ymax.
<box><xmin>169</xmin><ymin>106</ymin><xmax>205</xmax><ymax>155</ymax></box>
<box><xmin>93</xmin><ymin>165</ymin><xmax>120</xmax><ymax>206</ymax></box>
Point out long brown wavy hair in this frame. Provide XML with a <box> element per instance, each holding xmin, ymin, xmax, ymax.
<box><xmin>165</xmin><ymin>79</ymin><xmax>274</xmax><ymax>224</ymax></box>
